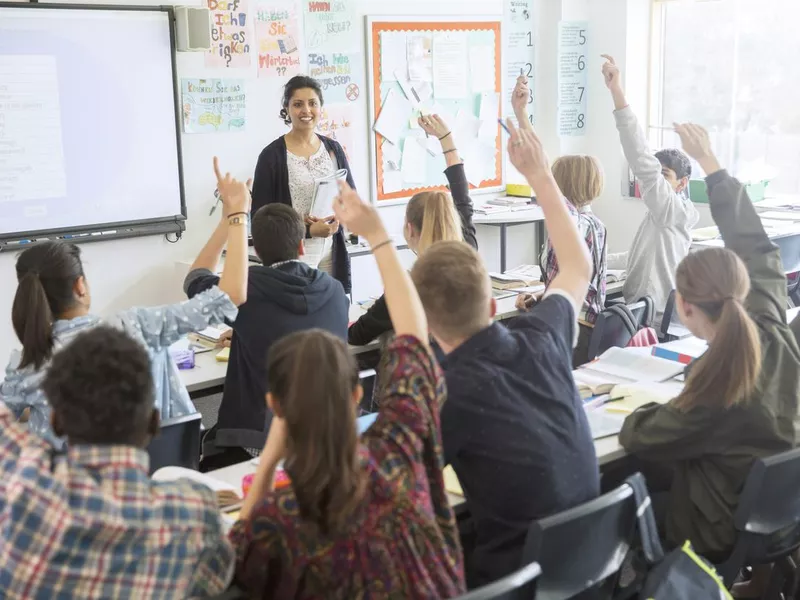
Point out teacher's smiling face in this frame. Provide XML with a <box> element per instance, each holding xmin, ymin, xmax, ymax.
<box><xmin>288</xmin><ymin>87</ymin><xmax>321</xmax><ymax>131</ymax></box>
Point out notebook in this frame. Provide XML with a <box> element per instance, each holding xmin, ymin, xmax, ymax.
<box><xmin>153</xmin><ymin>466</ymin><xmax>242</xmax><ymax>510</ymax></box>
<box><xmin>310</xmin><ymin>169</ymin><xmax>348</xmax><ymax>219</ymax></box>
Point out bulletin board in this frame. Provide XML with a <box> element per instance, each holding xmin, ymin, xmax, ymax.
<box><xmin>366</xmin><ymin>16</ymin><xmax>504</xmax><ymax>203</ymax></box>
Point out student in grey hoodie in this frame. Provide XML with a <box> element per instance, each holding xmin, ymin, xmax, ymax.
<box><xmin>602</xmin><ymin>55</ymin><xmax>699</xmax><ymax>327</ymax></box>
<box><xmin>185</xmin><ymin>203</ymin><xmax>349</xmax><ymax>469</ymax></box>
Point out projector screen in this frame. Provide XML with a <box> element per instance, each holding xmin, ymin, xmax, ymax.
<box><xmin>0</xmin><ymin>5</ymin><xmax>185</xmax><ymax>241</ymax></box>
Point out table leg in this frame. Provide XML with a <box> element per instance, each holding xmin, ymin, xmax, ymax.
<box><xmin>500</xmin><ymin>224</ymin><xmax>507</xmax><ymax>273</ymax></box>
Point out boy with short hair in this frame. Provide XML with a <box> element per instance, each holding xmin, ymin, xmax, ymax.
<box><xmin>602</xmin><ymin>55</ymin><xmax>699</xmax><ymax>327</ymax></box>
<box><xmin>0</xmin><ymin>325</ymin><xmax>234</xmax><ymax>598</ymax></box>
<box><xmin>411</xmin><ymin>121</ymin><xmax>600</xmax><ymax>587</ymax></box>
<box><xmin>185</xmin><ymin>203</ymin><xmax>348</xmax><ymax>467</ymax></box>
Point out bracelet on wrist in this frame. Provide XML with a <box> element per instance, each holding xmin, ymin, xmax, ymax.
<box><xmin>438</xmin><ymin>132</ymin><xmax>452</xmax><ymax>141</ymax></box>
<box><xmin>443</xmin><ymin>148</ymin><xmax>458</xmax><ymax>155</ymax></box>
<box><xmin>370</xmin><ymin>239</ymin><xmax>393</xmax><ymax>253</ymax></box>
<box><xmin>226</xmin><ymin>211</ymin><xmax>248</xmax><ymax>219</ymax></box>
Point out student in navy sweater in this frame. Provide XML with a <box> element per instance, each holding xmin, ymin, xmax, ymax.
<box><xmin>185</xmin><ymin>203</ymin><xmax>349</xmax><ymax>469</ymax></box>
<box><xmin>251</xmin><ymin>75</ymin><xmax>356</xmax><ymax>294</ymax></box>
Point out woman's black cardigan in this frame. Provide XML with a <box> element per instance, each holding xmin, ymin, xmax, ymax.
<box><xmin>251</xmin><ymin>135</ymin><xmax>354</xmax><ymax>294</ymax></box>
<box><xmin>347</xmin><ymin>163</ymin><xmax>478</xmax><ymax>346</ymax></box>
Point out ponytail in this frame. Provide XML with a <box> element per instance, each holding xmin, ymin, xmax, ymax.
<box><xmin>406</xmin><ymin>191</ymin><xmax>462</xmax><ymax>255</ymax></box>
<box><xmin>12</xmin><ymin>273</ymin><xmax>55</xmax><ymax>370</ymax></box>
<box><xmin>12</xmin><ymin>242</ymin><xmax>85</xmax><ymax>370</ymax></box>
<box><xmin>674</xmin><ymin>248</ymin><xmax>762</xmax><ymax>411</ymax></box>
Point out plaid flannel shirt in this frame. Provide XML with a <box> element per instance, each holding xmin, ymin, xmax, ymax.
<box><xmin>0</xmin><ymin>402</ymin><xmax>234</xmax><ymax>599</ymax></box>
<box><xmin>541</xmin><ymin>200</ymin><xmax>607</xmax><ymax>324</ymax></box>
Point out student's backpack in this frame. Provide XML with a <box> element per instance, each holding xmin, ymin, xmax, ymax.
<box><xmin>627</xmin><ymin>475</ymin><xmax>732</xmax><ymax>600</ymax></box>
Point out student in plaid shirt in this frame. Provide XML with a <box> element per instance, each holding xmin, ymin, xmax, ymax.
<box><xmin>0</xmin><ymin>326</ymin><xmax>234</xmax><ymax>598</ymax></box>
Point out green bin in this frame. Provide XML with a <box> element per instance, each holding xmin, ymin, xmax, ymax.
<box><xmin>689</xmin><ymin>179</ymin><xmax>770</xmax><ymax>204</ymax></box>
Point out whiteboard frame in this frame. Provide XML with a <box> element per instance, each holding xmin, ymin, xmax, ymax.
<box><xmin>365</xmin><ymin>15</ymin><xmax>505</xmax><ymax>206</ymax></box>
<box><xmin>0</xmin><ymin>2</ymin><xmax>187</xmax><ymax>246</ymax></box>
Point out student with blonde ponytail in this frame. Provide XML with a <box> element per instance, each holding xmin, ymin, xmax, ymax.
<box><xmin>619</xmin><ymin>124</ymin><xmax>800</xmax><ymax>559</ymax></box>
<box><xmin>348</xmin><ymin>113</ymin><xmax>477</xmax><ymax>346</ymax></box>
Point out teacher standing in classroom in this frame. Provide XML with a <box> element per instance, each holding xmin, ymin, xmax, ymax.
<box><xmin>251</xmin><ymin>75</ymin><xmax>355</xmax><ymax>293</ymax></box>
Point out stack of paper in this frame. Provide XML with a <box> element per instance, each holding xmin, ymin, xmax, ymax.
<box><xmin>310</xmin><ymin>169</ymin><xmax>348</xmax><ymax>219</ymax></box>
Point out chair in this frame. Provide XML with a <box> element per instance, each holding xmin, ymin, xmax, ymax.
<box><xmin>586</xmin><ymin>297</ymin><xmax>654</xmax><ymax>361</ymax></box>
<box><xmin>358</xmin><ymin>368</ymin><xmax>377</xmax><ymax>414</ymax></box>
<box><xmin>715</xmin><ymin>447</ymin><xmax>800</xmax><ymax>597</ymax></box>
<box><xmin>520</xmin><ymin>473</ymin><xmax>650</xmax><ymax>600</ymax></box>
<box><xmin>146</xmin><ymin>412</ymin><xmax>202</xmax><ymax>475</ymax></box>
<box><xmin>452</xmin><ymin>562</ymin><xmax>541</xmax><ymax>600</ymax></box>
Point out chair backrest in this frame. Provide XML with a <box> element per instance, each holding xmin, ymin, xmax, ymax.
<box><xmin>587</xmin><ymin>297</ymin><xmax>654</xmax><ymax>360</ymax></box>
<box><xmin>521</xmin><ymin>481</ymin><xmax>640</xmax><ymax>600</ymax></box>
<box><xmin>358</xmin><ymin>368</ymin><xmax>376</xmax><ymax>413</ymax></box>
<box><xmin>660</xmin><ymin>289</ymin><xmax>677</xmax><ymax>338</ymax></box>
<box><xmin>146</xmin><ymin>412</ymin><xmax>202</xmax><ymax>475</ymax></box>
<box><xmin>717</xmin><ymin>447</ymin><xmax>800</xmax><ymax>585</ymax></box>
<box><xmin>453</xmin><ymin>562</ymin><xmax>541</xmax><ymax>600</ymax></box>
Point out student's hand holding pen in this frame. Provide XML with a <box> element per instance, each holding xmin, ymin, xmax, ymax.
<box><xmin>419</xmin><ymin>114</ymin><xmax>461</xmax><ymax>166</ymax></box>
<box><xmin>511</xmin><ymin>73</ymin><xmax>532</xmax><ymax>131</ymax></box>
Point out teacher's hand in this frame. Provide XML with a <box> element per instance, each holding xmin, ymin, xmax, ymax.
<box><xmin>309</xmin><ymin>217</ymin><xmax>338</xmax><ymax>238</ymax></box>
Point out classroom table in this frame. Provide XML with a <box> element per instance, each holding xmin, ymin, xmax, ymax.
<box><xmin>473</xmin><ymin>205</ymin><xmax>546</xmax><ymax>273</ymax></box>
<box><xmin>692</xmin><ymin>223</ymin><xmax>800</xmax><ymax>274</ymax></box>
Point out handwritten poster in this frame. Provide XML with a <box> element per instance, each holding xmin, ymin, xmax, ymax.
<box><xmin>307</xmin><ymin>50</ymin><xmax>363</xmax><ymax>104</ymax></box>
<box><xmin>504</xmin><ymin>0</ymin><xmax>535</xmax><ymax>126</ymax></box>
<box><xmin>182</xmin><ymin>79</ymin><xmax>247</xmax><ymax>133</ymax></box>
<box><xmin>255</xmin><ymin>1</ymin><xmax>302</xmax><ymax>78</ymax></box>
<box><xmin>303</xmin><ymin>0</ymin><xmax>357</xmax><ymax>53</ymax></box>
<box><xmin>206</xmin><ymin>0</ymin><xmax>252</xmax><ymax>68</ymax></box>
<box><xmin>316</xmin><ymin>103</ymin><xmax>356</xmax><ymax>160</ymax></box>
<box><xmin>557</xmin><ymin>21</ymin><xmax>588</xmax><ymax>136</ymax></box>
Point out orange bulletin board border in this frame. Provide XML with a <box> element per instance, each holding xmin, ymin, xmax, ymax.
<box><xmin>367</xmin><ymin>17</ymin><xmax>503</xmax><ymax>203</ymax></box>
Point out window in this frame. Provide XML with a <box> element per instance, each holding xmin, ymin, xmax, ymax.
<box><xmin>649</xmin><ymin>0</ymin><xmax>800</xmax><ymax>194</ymax></box>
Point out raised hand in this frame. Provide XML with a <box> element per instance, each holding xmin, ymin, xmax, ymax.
<box><xmin>511</xmin><ymin>74</ymin><xmax>531</xmax><ymax>126</ymax></box>
<box><xmin>601</xmin><ymin>54</ymin><xmax>621</xmax><ymax>91</ymax></box>
<box><xmin>333</xmin><ymin>181</ymin><xmax>386</xmax><ymax>244</ymax></box>
<box><xmin>213</xmin><ymin>156</ymin><xmax>251</xmax><ymax>216</ymax></box>
<box><xmin>418</xmin><ymin>114</ymin><xmax>450</xmax><ymax>140</ymax></box>
<box><xmin>506</xmin><ymin>118</ymin><xmax>550</xmax><ymax>182</ymax></box>
<box><xmin>674</xmin><ymin>123</ymin><xmax>722</xmax><ymax>176</ymax></box>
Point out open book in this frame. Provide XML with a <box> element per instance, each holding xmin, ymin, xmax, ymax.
<box><xmin>152</xmin><ymin>466</ymin><xmax>242</xmax><ymax>510</ymax></box>
<box><xmin>606</xmin><ymin>269</ymin><xmax>627</xmax><ymax>284</ymax></box>
<box><xmin>574</xmin><ymin>347</ymin><xmax>685</xmax><ymax>399</ymax></box>
<box><xmin>310</xmin><ymin>168</ymin><xmax>348</xmax><ymax>220</ymax></box>
<box><xmin>490</xmin><ymin>264</ymin><xmax>542</xmax><ymax>290</ymax></box>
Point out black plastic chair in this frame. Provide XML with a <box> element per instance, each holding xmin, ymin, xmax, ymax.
<box><xmin>586</xmin><ymin>297</ymin><xmax>654</xmax><ymax>361</ymax></box>
<box><xmin>358</xmin><ymin>368</ymin><xmax>377</xmax><ymax>414</ymax></box>
<box><xmin>716</xmin><ymin>447</ymin><xmax>800</xmax><ymax>597</ymax></box>
<box><xmin>145</xmin><ymin>412</ymin><xmax>202</xmax><ymax>474</ymax></box>
<box><xmin>520</xmin><ymin>473</ymin><xmax>650</xmax><ymax>600</ymax></box>
<box><xmin>453</xmin><ymin>562</ymin><xmax>541</xmax><ymax>600</ymax></box>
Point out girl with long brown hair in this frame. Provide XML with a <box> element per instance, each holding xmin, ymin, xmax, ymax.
<box><xmin>229</xmin><ymin>181</ymin><xmax>465</xmax><ymax>598</ymax></box>
<box><xmin>619</xmin><ymin>124</ymin><xmax>800</xmax><ymax>559</ymax></box>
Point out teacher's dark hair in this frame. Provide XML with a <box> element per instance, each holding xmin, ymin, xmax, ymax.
<box><xmin>12</xmin><ymin>242</ymin><xmax>85</xmax><ymax>370</ymax></box>
<box><xmin>280</xmin><ymin>75</ymin><xmax>324</xmax><ymax>125</ymax></box>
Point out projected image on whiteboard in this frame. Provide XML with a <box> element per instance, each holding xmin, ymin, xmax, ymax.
<box><xmin>0</xmin><ymin>7</ymin><xmax>183</xmax><ymax>237</ymax></box>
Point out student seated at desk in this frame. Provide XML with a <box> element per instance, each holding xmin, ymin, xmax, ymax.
<box><xmin>411</xmin><ymin>120</ymin><xmax>599</xmax><ymax>588</ymax></box>
<box><xmin>0</xmin><ymin>159</ymin><xmax>248</xmax><ymax>448</ymax></box>
<box><xmin>601</xmin><ymin>55</ymin><xmax>699</xmax><ymax>328</ymax></box>
<box><xmin>185</xmin><ymin>186</ymin><xmax>348</xmax><ymax>469</ymax></box>
<box><xmin>228</xmin><ymin>181</ymin><xmax>464</xmax><ymax>598</ymax></box>
<box><xmin>347</xmin><ymin>113</ymin><xmax>477</xmax><ymax>348</ymax></box>
<box><xmin>0</xmin><ymin>325</ymin><xmax>234</xmax><ymax>598</ymax></box>
<box><xmin>617</xmin><ymin>124</ymin><xmax>800</xmax><ymax>562</ymax></box>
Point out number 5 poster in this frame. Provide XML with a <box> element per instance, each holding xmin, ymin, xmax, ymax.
<box><xmin>557</xmin><ymin>21</ymin><xmax>588</xmax><ymax>136</ymax></box>
<box><xmin>255</xmin><ymin>1</ymin><xmax>302</xmax><ymax>78</ymax></box>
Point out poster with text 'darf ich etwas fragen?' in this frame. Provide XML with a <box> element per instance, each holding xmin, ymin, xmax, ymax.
<box><xmin>206</xmin><ymin>0</ymin><xmax>252</xmax><ymax>68</ymax></box>
<box><xmin>303</xmin><ymin>0</ymin><xmax>364</xmax><ymax>104</ymax></box>
<box><xmin>504</xmin><ymin>0</ymin><xmax>535</xmax><ymax>127</ymax></box>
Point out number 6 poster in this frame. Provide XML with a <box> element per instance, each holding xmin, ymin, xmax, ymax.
<box><xmin>558</xmin><ymin>21</ymin><xmax>588</xmax><ymax>136</ymax></box>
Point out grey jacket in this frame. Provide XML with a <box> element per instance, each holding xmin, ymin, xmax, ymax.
<box><xmin>614</xmin><ymin>106</ymin><xmax>699</xmax><ymax>327</ymax></box>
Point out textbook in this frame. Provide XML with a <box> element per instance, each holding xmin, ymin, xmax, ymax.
<box><xmin>606</xmin><ymin>269</ymin><xmax>627</xmax><ymax>283</ymax></box>
<box><xmin>651</xmin><ymin>337</ymin><xmax>707</xmax><ymax>365</ymax></box>
<box><xmin>189</xmin><ymin>325</ymin><xmax>231</xmax><ymax>347</ymax></box>
<box><xmin>310</xmin><ymin>168</ymin><xmax>348</xmax><ymax>219</ymax></box>
<box><xmin>581</xmin><ymin>347</ymin><xmax>685</xmax><ymax>383</ymax></box>
<box><xmin>490</xmin><ymin>264</ymin><xmax>542</xmax><ymax>290</ymax></box>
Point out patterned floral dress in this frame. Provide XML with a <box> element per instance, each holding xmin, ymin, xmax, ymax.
<box><xmin>228</xmin><ymin>335</ymin><xmax>465</xmax><ymax>599</ymax></box>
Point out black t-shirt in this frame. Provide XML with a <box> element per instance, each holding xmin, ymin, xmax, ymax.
<box><xmin>441</xmin><ymin>293</ymin><xmax>600</xmax><ymax>585</ymax></box>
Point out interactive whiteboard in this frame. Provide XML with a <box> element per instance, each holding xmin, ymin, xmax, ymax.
<box><xmin>0</xmin><ymin>4</ymin><xmax>185</xmax><ymax>244</ymax></box>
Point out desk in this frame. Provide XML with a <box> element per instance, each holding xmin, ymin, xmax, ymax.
<box><xmin>692</xmin><ymin>225</ymin><xmax>800</xmax><ymax>274</ymax></box>
<box><xmin>474</xmin><ymin>206</ymin><xmax>546</xmax><ymax>273</ymax></box>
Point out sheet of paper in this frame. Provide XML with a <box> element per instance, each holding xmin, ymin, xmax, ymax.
<box><xmin>581</xmin><ymin>347</ymin><xmax>685</xmax><ymax>383</ymax></box>
<box><xmin>182</xmin><ymin>79</ymin><xmax>246</xmax><ymax>133</ymax></box>
<box><xmin>310</xmin><ymin>172</ymin><xmax>347</xmax><ymax>219</ymax></box>
<box><xmin>407</xmin><ymin>34</ymin><xmax>433</xmax><ymax>82</ymax></box>
<box><xmin>394</xmin><ymin>69</ymin><xmax>418</xmax><ymax>105</ymax></box>
<box><xmin>401</xmin><ymin>137</ymin><xmax>428</xmax><ymax>184</ymax></box>
<box><xmin>255</xmin><ymin>1</ymin><xmax>302</xmax><ymax>78</ymax></box>
<box><xmin>478</xmin><ymin>92</ymin><xmax>501</xmax><ymax>140</ymax></box>
<box><xmin>382</xmin><ymin>142</ymin><xmax>402</xmax><ymax>171</ymax></box>
<box><xmin>463</xmin><ymin>140</ymin><xmax>497</xmax><ymax>186</ymax></box>
<box><xmin>380</xmin><ymin>32</ymin><xmax>408</xmax><ymax>81</ymax></box>
<box><xmin>432</xmin><ymin>32</ymin><xmax>469</xmax><ymax>98</ymax></box>
<box><xmin>206</xmin><ymin>0</ymin><xmax>252</xmax><ymax>67</ymax></box>
<box><xmin>557</xmin><ymin>21</ymin><xmax>589</xmax><ymax>136</ymax></box>
<box><xmin>153</xmin><ymin>466</ymin><xmax>240</xmax><ymax>495</ymax></box>
<box><xmin>410</xmin><ymin>81</ymin><xmax>433</xmax><ymax>105</ymax></box>
<box><xmin>455</xmin><ymin>109</ymin><xmax>482</xmax><ymax>141</ymax></box>
<box><xmin>373</xmin><ymin>89</ymin><xmax>412</xmax><ymax>145</ymax></box>
<box><xmin>420</xmin><ymin>103</ymin><xmax>455</xmax><ymax>127</ymax></box>
<box><xmin>383</xmin><ymin>170</ymin><xmax>405</xmax><ymax>194</ymax></box>
<box><xmin>470</xmin><ymin>46</ymin><xmax>496</xmax><ymax>92</ymax></box>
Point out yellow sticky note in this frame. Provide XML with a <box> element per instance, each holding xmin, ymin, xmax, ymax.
<box><xmin>216</xmin><ymin>347</ymin><xmax>230</xmax><ymax>362</ymax></box>
<box><xmin>443</xmin><ymin>465</ymin><xmax>464</xmax><ymax>496</ymax></box>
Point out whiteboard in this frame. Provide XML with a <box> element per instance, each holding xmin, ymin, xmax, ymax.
<box><xmin>0</xmin><ymin>4</ymin><xmax>185</xmax><ymax>242</ymax></box>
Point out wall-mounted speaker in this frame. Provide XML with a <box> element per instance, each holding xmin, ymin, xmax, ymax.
<box><xmin>175</xmin><ymin>7</ymin><xmax>211</xmax><ymax>52</ymax></box>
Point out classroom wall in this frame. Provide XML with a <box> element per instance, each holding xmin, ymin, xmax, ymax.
<box><xmin>0</xmin><ymin>0</ymin><xmax>653</xmax><ymax>361</ymax></box>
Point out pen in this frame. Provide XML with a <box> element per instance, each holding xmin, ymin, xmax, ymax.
<box><xmin>498</xmin><ymin>118</ymin><xmax>511</xmax><ymax>135</ymax></box>
<box><xmin>603</xmin><ymin>396</ymin><xmax>626</xmax><ymax>404</ymax></box>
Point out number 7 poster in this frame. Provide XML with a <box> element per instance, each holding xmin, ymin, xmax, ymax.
<box><xmin>255</xmin><ymin>1</ymin><xmax>302</xmax><ymax>78</ymax></box>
